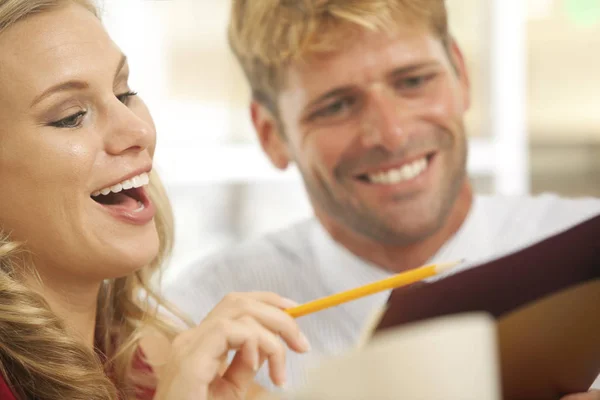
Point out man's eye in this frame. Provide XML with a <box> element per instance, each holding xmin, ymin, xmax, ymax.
<box><xmin>48</xmin><ymin>111</ymin><xmax>87</xmax><ymax>129</ymax></box>
<box><xmin>313</xmin><ymin>97</ymin><xmax>356</xmax><ymax>119</ymax></box>
<box><xmin>395</xmin><ymin>74</ymin><xmax>436</xmax><ymax>91</ymax></box>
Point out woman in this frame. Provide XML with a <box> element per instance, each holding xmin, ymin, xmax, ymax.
<box><xmin>0</xmin><ymin>1</ymin><xmax>310</xmax><ymax>399</ymax></box>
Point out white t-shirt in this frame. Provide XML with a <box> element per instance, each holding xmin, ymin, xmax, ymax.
<box><xmin>162</xmin><ymin>193</ymin><xmax>600</xmax><ymax>391</ymax></box>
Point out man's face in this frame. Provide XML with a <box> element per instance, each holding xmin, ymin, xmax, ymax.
<box><xmin>260</xmin><ymin>25</ymin><xmax>471</xmax><ymax>245</ymax></box>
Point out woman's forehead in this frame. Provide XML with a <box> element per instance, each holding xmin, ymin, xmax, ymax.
<box><xmin>0</xmin><ymin>4</ymin><xmax>120</xmax><ymax>102</ymax></box>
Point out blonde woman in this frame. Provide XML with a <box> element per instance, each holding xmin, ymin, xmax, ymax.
<box><xmin>0</xmin><ymin>1</ymin><xmax>310</xmax><ymax>399</ymax></box>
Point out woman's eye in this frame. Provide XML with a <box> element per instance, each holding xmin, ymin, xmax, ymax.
<box><xmin>48</xmin><ymin>111</ymin><xmax>87</xmax><ymax>129</ymax></box>
<box><xmin>116</xmin><ymin>90</ymin><xmax>138</xmax><ymax>105</ymax></box>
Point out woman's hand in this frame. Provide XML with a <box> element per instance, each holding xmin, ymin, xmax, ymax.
<box><xmin>153</xmin><ymin>292</ymin><xmax>310</xmax><ymax>400</ymax></box>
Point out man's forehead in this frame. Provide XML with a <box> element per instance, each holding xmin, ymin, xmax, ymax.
<box><xmin>283</xmin><ymin>28</ymin><xmax>444</xmax><ymax>94</ymax></box>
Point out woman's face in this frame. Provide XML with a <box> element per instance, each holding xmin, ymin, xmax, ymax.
<box><xmin>0</xmin><ymin>3</ymin><xmax>160</xmax><ymax>283</ymax></box>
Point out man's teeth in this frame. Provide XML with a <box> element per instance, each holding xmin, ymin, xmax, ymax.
<box><xmin>367</xmin><ymin>158</ymin><xmax>428</xmax><ymax>184</ymax></box>
<box><xmin>91</xmin><ymin>172</ymin><xmax>150</xmax><ymax>197</ymax></box>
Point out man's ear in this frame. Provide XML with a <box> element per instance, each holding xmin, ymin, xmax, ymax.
<box><xmin>250</xmin><ymin>101</ymin><xmax>291</xmax><ymax>170</ymax></box>
<box><xmin>448</xmin><ymin>38</ymin><xmax>471</xmax><ymax>111</ymax></box>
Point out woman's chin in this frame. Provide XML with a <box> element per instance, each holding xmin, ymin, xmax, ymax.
<box><xmin>99</xmin><ymin>235</ymin><xmax>161</xmax><ymax>279</ymax></box>
<box><xmin>100</xmin><ymin>254</ymin><xmax>159</xmax><ymax>280</ymax></box>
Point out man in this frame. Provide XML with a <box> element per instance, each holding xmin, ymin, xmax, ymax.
<box><xmin>164</xmin><ymin>0</ymin><xmax>600</xmax><ymax>395</ymax></box>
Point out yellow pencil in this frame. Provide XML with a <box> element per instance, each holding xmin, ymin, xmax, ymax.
<box><xmin>285</xmin><ymin>260</ymin><xmax>462</xmax><ymax>318</ymax></box>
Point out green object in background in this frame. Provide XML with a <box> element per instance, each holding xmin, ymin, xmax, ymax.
<box><xmin>564</xmin><ymin>0</ymin><xmax>600</xmax><ymax>27</ymax></box>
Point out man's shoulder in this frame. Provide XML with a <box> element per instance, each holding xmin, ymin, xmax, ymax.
<box><xmin>433</xmin><ymin>192</ymin><xmax>600</xmax><ymax>274</ymax></box>
<box><xmin>478</xmin><ymin>192</ymin><xmax>600</xmax><ymax>221</ymax></box>
<box><xmin>475</xmin><ymin>192</ymin><xmax>600</xmax><ymax>244</ymax></box>
<box><xmin>211</xmin><ymin>217</ymin><xmax>318</xmax><ymax>266</ymax></box>
<box><xmin>161</xmin><ymin>217</ymin><xmax>331</xmax><ymax>321</ymax></box>
<box><xmin>164</xmin><ymin>218</ymin><xmax>321</xmax><ymax>289</ymax></box>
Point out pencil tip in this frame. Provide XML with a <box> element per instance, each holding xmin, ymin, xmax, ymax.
<box><xmin>436</xmin><ymin>260</ymin><xmax>465</xmax><ymax>273</ymax></box>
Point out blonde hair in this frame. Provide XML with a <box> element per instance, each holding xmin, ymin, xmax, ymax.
<box><xmin>0</xmin><ymin>1</ymin><xmax>188</xmax><ymax>399</ymax></box>
<box><xmin>228</xmin><ymin>0</ymin><xmax>450</xmax><ymax>112</ymax></box>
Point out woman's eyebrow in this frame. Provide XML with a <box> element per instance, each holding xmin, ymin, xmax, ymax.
<box><xmin>30</xmin><ymin>53</ymin><xmax>128</xmax><ymax>108</ymax></box>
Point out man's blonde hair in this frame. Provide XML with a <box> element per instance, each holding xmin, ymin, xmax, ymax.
<box><xmin>228</xmin><ymin>0</ymin><xmax>450</xmax><ymax>112</ymax></box>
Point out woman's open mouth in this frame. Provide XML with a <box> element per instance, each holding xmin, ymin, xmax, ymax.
<box><xmin>91</xmin><ymin>172</ymin><xmax>155</xmax><ymax>225</ymax></box>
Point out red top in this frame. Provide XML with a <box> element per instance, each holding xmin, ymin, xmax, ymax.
<box><xmin>0</xmin><ymin>349</ymin><xmax>156</xmax><ymax>400</ymax></box>
<box><xmin>0</xmin><ymin>375</ymin><xmax>15</xmax><ymax>400</ymax></box>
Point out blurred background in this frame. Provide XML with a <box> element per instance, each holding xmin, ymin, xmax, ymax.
<box><xmin>100</xmin><ymin>0</ymin><xmax>600</xmax><ymax>282</ymax></box>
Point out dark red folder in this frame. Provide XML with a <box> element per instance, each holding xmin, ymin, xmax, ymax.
<box><xmin>374</xmin><ymin>214</ymin><xmax>600</xmax><ymax>400</ymax></box>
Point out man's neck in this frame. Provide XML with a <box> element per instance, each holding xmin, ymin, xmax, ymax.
<box><xmin>25</xmin><ymin>268</ymin><xmax>101</xmax><ymax>349</ymax></box>
<box><xmin>317</xmin><ymin>183</ymin><xmax>474</xmax><ymax>274</ymax></box>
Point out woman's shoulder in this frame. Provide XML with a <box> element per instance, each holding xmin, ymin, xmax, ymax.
<box><xmin>127</xmin><ymin>347</ymin><xmax>155</xmax><ymax>400</ymax></box>
<box><xmin>0</xmin><ymin>350</ymin><xmax>157</xmax><ymax>400</ymax></box>
<box><xmin>130</xmin><ymin>330</ymin><xmax>171</xmax><ymax>400</ymax></box>
<box><xmin>0</xmin><ymin>373</ymin><xmax>17</xmax><ymax>400</ymax></box>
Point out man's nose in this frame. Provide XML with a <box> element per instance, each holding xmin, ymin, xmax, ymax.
<box><xmin>359</xmin><ymin>86</ymin><xmax>411</xmax><ymax>151</ymax></box>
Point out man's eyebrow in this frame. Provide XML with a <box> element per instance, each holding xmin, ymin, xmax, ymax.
<box><xmin>30</xmin><ymin>54</ymin><xmax>128</xmax><ymax>107</ymax></box>
<box><xmin>303</xmin><ymin>61</ymin><xmax>441</xmax><ymax>111</ymax></box>
<box><xmin>388</xmin><ymin>61</ymin><xmax>440</xmax><ymax>77</ymax></box>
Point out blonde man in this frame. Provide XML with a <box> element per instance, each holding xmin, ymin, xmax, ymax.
<box><xmin>165</xmin><ymin>0</ymin><xmax>600</xmax><ymax>395</ymax></box>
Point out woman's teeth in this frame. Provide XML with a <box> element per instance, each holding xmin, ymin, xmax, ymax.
<box><xmin>91</xmin><ymin>172</ymin><xmax>150</xmax><ymax>197</ymax></box>
<box><xmin>367</xmin><ymin>158</ymin><xmax>428</xmax><ymax>184</ymax></box>
<box><xmin>133</xmin><ymin>201</ymin><xmax>145</xmax><ymax>212</ymax></box>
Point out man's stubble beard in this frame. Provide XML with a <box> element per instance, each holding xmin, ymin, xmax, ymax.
<box><xmin>296</xmin><ymin>132</ymin><xmax>469</xmax><ymax>247</ymax></box>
